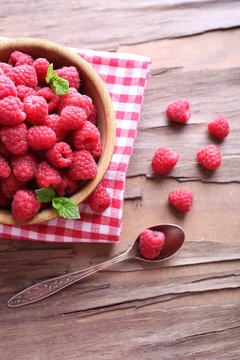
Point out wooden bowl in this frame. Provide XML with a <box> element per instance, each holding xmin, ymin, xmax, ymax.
<box><xmin>0</xmin><ymin>38</ymin><xmax>116</xmax><ymax>225</ymax></box>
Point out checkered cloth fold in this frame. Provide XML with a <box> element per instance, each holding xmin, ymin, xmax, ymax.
<box><xmin>0</xmin><ymin>47</ymin><xmax>151</xmax><ymax>243</ymax></box>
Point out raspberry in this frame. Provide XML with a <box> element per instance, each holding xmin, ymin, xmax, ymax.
<box><xmin>54</xmin><ymin>66</ymin><xmax>80</xmax><ymax>90</ymax></box>
<box><xmin>0</xmin><ymin>75</ymin><xmax>17</xmax><ymax>99</ymax></box>
<box><xmin>24</xmin><ymin>95</ymin><xmax>48</xmax><ymax>125</ymax></box>
<box><xmin>33</xmin><ymin>58</ymin><xmax>49</xmax><ymax>85</ymax></box>
<box><xmin>69</xmin><ymin>150</ymin><xmax>97</xmax><ymax>180</ymax></box>
<box><xmin>197</xmin><ymin>144</ymin><xmax>221</xmax><ymax>170</ymax></box>
<box><xmin>139</xmin><ymin>229</ymin><xmax>165</xmax><ymax>259</ymax></box>
<box><xmin>91</xmin><ymin>140</ymin><xmax>102</xmax><ymax>159</ymax></box>
<box><xmin>0</xmin><ymin>141</ymin><xmax>11</xmax><ymax>159</ymax></box>
<box><xmin>1</xmin><ymin>123</ymin><xmax>28</xmax><ymax>155</ymax></box>
<box><xmin>1</xmin><ymin>173</ymin><xmax>26</xmax><ymax>198</ymax></box>
<box><xmin>38</xmin><ymin>87</ymin><xmax>59</xmax><ymax>113</ymax></box>
<box><xmin>46</xmin><ymin>142</ymin><xmax>72</xmax><ymax>168</ymax></box>
<box><xmin>0</xmin><ymin>155</ymin><xmax>11</xmax><ymax>178</ymax></box>
<box><xmin>55</xmin><ymin>171</ymin><xmax>78</xmax><ymax>196</ymax></box>
<box><xmin>12</xmin><ymin>189</ymin><xmax>40</xmax><ymax>221</ymax></box>
<box><xmin>166</xmin><ymin>99</ymin><xmax>191</xmax><ymax>123</ymax></box>
<box><xmin>16</xmin><ymin>85</ymin><xmax>37</xmax><ymax>101</ymax></box>
<box><xmin>8</xmin><ymin>65</ymin><xmax>38</xmax><ymax>88</ymax></box>
<box><xmin>9</xmin><ymin>51</ymin><xmax>34</xmax><ymax>67</ymax></box>
<box><xmin>208</xmin><ymin>115</ymin><xmax>230</xmax><ymax>139</ymax></box>
<box><xmin>168</xmin><ymin>189</ymin><xmax>193</xmax><ymax>212</ymax></box>
<box><xmin>0</xmin><ymin>191</ymin><xmax>11</xmax><ymax>208</ymax></box>
<box><xmin>88</xmin><ymin>104</ymin><xmax>97</xmax><ymax>125</ymax></box>
<box><xmin>151</xmin><ymin>148</ymin><xmax>179</xmax><ymax>174</ymax></box>
<box><xmin>10</xmin><ymin>151</ymin><xmax>37</xmax><ymax>182</ymax></box>
<box><xmin>60</xmin><ymin>105</ymin><xmax>87</xmax><ymax>130</ymax></box>
<box><xmin>58</xmin><ymin>88</ymin><xmax>92</xmax><ymax>115</ymax></box>
<box><xmin>0</xmin><ymin>96</ymin><xmax>26</xmax><ymax>126</ymax></box>
<box><xmin>88</xmin><ymin>184</ymin><xmax>111</xmax><ymax>213</ymax></box>
<box><xmin>27</xmin><ymin>125</ymin><xmax>56</xmax><ymax>150</ymax></box>
<box><xmin>43</xmin><ymin>114</ymin><xmax>66</xmax><ymax>142</ymax></box>
<box><xmin>0</xmin><ymin>62</ymin><xmax>12</xmax><ymax>75</ymax></box>
<box><xmin>35</xmin><ymin>161</ymin><xmax>61</xmax><ymax>188</ymax></box>
<box><xmin>73</xmin><ymin>121</ymin><xmax>100</xmax><ymax>150</ymax></box>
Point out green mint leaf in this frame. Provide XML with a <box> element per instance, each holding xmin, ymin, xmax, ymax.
<box><xmin>35</xmin><ymin>188</ymin><xmax>56</xmax><ymax>202</ymax></box>
<box><xmin>46</xmin><ymin>63</ymin><xmax>54</xmax><ymax>83</ymax></box>
<box><xmin>51</xmin><ymin>76</ymin><xmax>69</xmax><ymax>95</ymax></box>
<box><xmin>52</xmin><ymin>197</ymin><xmax>80</xmax><ymax>219</ymax></box>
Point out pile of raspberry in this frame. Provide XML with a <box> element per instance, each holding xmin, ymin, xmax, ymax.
<box><xmin>0</xmin><ymin>50</ymin><xmax>110</xmax><ymax>221</ymax></box>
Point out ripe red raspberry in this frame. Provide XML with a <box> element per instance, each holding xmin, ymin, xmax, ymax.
<box><xmin>0</xmin><ymin>141</ymin><xmax>11</xmax><ymax>159</ymax></box>
<box><xmin>88</xmin><ymin>104</ymin><xmax>97</xmax><ymax>125</ymax></box>
<box><xmin>43</xmin><ymin>114</ymin><xmax>66</xmax><ymax>142</ymax></box>
<box><xmin>16</xmin><ymin>85</ymin><xmax>37</xmax><ymax>101</ymax></box>
<box><xmin>0</xmin><ymin>191</ymin><xmax>11</xmax><ymax>208</ymax></box>
<box><xmin>139</xmin><ymin>229</ymin><xmax>165</xmax><ymax>259</ymax></box>
<box><xmin>91</xmin><ymin>140</ymin><xmax>102</xmax><ymax>159</ymax></box>
<box><xmin>10</xmin><ymin>151</ymin><xmax>37</xmax><ymax>182</ymax></box>
<box><xmin>24</xmin><ymin>95</ymin><xmax>48</xmax><ymax>125</ymax></box>
<box><xmin>166</xmin><ymin>99</ymin><xmax>191</xmax><ymax>123</ymax></box>
<box><xmin>54</xmin><ymin>66</ymin><xmax>80</xmax><ymax>90</ymax></box>
<box><xmin>38</xmin><ymin>87</ymin><xmax>59</xmax><ymax>113</ymax></box>
<box><xmin>0</xmin><ymin>155</ymin><xmax>11</xmax><ymax>178</ymax></box>
<box><xmin>12</xmin><ymin>189</ymin><xmax>40</xmax><ymax>221</ymax></box>
<box><xmin>168</xmin><ymin>189</ymin><xmax>193</xmax><ymax>212</ymax></box>
<box><xmin>55</xmin><ymin>171</ymin><xmax>78</xmax><ymax>196</ymax></box>
<box><xmin>36</xmin><ymin>161</ymin><xmax>61</xmax><ymax>188</ymax></box>
<box><xmin>9</xmin><ymin>51</ymin><xmax>34</xmax><ymax>67</ymax></box>
<box><xmin>0</xmin><ymin>96</ymin><xmax>26</xmax><ymax>126</ymax></box>
<box><xmin>46</xmin><ymin>142</ymin><xmax>72</xmax><ymax>168</ymax></box>
<box><xmin>27</xmin><ymin>125</ymin><xmax>56</xmax><ymax>150</ymax></box>
<box><xmin>1</xmin><ymin>123</ymin><xmax>28</xmax><ymax>155</ymax></box>
<box><xmin>197</xmin><ymin>144</ymin><xmax>221</xmax><ymax>170</ymax></box>
<box><xmin>208</xmin><ymin>115</ymin><xmax>230</xmax><ymax>139</ymax></box>
<box><xmin>68</xmin><ymin>150</ymin><xmax>97</xmax><ymax>180</ymax></box>
<box><xmin>33</xmin><ymin>58</ymin><xmax>50</xmax><ymax>85</ymax></box>
<box><xmin>88</xmin><ymin>184</ymin><xmax>111</xmax><ymax>213</ymax></box>
<box><xmin>151</xmin><ymin>148</ymin><xmax>179</xmax><ymax>174</ymax></box>
<box><xmin>8</xmin><ymin>65</ymin><xmax>38</xmax><ymax>88</ymax></box>
<box><xmin>0</xmin><ymin>62</ymin><xmax>12</xmax><ymax>75</ymax></box>
<box><xmin>0</xmin><ymin>75</ymin><xmax>17</xmax><ymax>99</ymax></box>
<box><xmin>58</xmin><ymin>88</ymin><xmax>92</xmax><ymax>115</ymax></box>
<box><xmin>1</xmin><ymin>173</ymin><xmax>26</xmax><ymax>198</ymax></box>
<box><xmin>60</xmin><ymin>105</ymin><xmax>87</xmax><ymax>131</ymax></box>
<box><xmin>73</xmin><ymin>121</ymin><xmax>100</xmax><ymax>150</ymax></box>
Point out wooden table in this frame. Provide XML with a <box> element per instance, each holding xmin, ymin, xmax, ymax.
<box><xmin>1</xmin><ymin>1</ymin><xmax>240</xmax><ymax>359</ymax></box>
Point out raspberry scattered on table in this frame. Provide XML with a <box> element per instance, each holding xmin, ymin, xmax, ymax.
<box><xmin>197</xmin><ymin>144</ymin><xmax>221</xmax><ymax>170</ymax></box>
<box><xmin>88</xmin><ymin>184</ymin><xmax>111</xmax><ymax>213</ymax></box>
<box><xmin>168</xmin><ymin>189</ymin><xmax>193</xmax><ymax>212</ymax></box>
<box><xmin>166</xmin><ymin>99</ymin><xmax>191</xmax><ymax>123</ymax></box>
<box><xmin>208</xmin><ymin>115</ymin><xmax>230</xmax><ymax>139</ymax></box>
<box><xmin>151</xmin><ymin>147</ymin><xmax>179</xmax><ymax>174</ymax></box>
<box><xmin>139</xmin><ymin>229</ymin><xmax>165</xmax><ymax>259</ymax></box>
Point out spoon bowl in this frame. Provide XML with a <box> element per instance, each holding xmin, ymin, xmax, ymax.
<box><xmin>8</xmin><ymin>223</ymin><xmax>185</xmax><ymax>308</ymax></box>
<box><xmin>130</xmin><ymin>223</ymin><xmax>185</xmax><ymax>262</ymax></box>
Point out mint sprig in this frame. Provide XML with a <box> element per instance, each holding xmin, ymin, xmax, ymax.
<box><xmin>46</xmin><ymin>63</ymin><xmax>69</xmax><ymax>95</ymax></box>
<box><xmin>35</xmin><ymin>187</ymin><xmax>80</xmax><ymax>220</ymax></box>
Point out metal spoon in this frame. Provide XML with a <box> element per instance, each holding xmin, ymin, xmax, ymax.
<box><xmin>8</xmin><ymin>223</ymin><xmax>185</xmax><ymax>308</ymax></box>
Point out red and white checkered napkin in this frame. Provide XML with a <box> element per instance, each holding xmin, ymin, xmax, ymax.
<box><xmin>0</xmin><ymin>48</ymin><xmax>151</xmax><ymax>243</ymax></box>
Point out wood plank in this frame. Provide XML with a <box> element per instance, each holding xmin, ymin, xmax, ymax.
<box><xmin>0</xmin><ymin>1</ymin><xmax>240</xmax><ymax>50</ymax></box>
<box><xmin>1</xmin><ymin>302</ymin><xmax>240</xmax><ymax>360</ymax></box>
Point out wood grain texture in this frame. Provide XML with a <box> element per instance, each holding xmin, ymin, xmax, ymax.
<box><xmin>1</xmin><ymin>1</ymin><xmax>240</xmax><ymax>359</ymax></box>
<box><xmin>1</xmin><ymin>0</ymin><xmax>240</xmax><ymax>50</ymax></box>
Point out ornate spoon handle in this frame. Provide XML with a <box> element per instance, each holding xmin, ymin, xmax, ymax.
<box><xmin>8</xmin><ymin>251</ymin><xmax>130</xmax><ymax>308</ymax></box>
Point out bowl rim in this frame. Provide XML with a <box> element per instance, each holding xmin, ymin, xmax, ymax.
<box><xmin>0</xmin><ymin>37</ymin><xmax>116</xmax><ymax>225</ymax></box>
